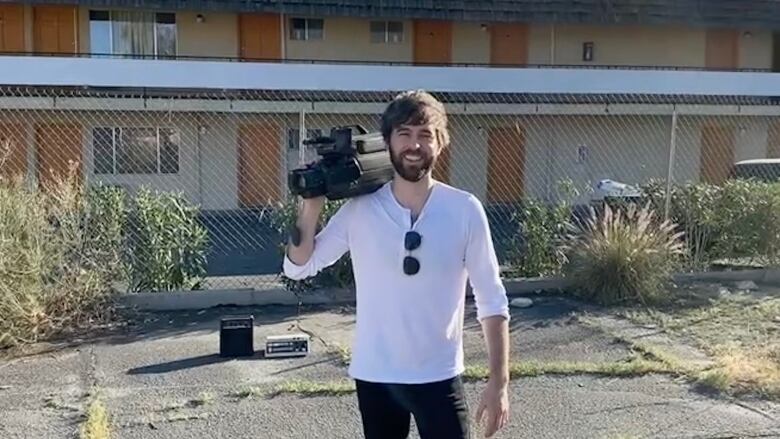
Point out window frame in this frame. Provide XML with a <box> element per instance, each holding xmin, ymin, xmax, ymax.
<box><xmin>92</xmin><ymin>126</ymin><xmax>180</xmax><ymax>175</ymax></box>
<box><xmin>370</xmin><ymin>20</ymin><xmax>404</xmax><ymax>44</ymax></box>
<box><xmin>88</xmin><ymin>9</ymin><xmax>178</xmax><ymax>58</ymax></box>
<box><xmin>289</xmin><ymin>17</ymin><xmax>324</xmax><ymax>41</ymax></box>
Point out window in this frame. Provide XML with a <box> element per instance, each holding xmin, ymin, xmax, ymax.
<box><xmin>370</xmin><ymin>21</ymin><xmax>403</xmax><ymax>44</ymax></box>
<box><xmin>288</xmin><ymin>128</ymin><xmax>323</xmax><ymax>150</ymax></box>
<box><xmin>89</xmin><ymin>10</ymin><xmax>176</xmax><ymax>58</ymax></box>
<box><xmin>289</xmin><ymin>18</ymin><xmax>323</xmax><ymax>41</ymax></box>
<box><xmin>93</xmin><ymin>127</ymin><xmax>179</xmax><ymax>175</ymax></box>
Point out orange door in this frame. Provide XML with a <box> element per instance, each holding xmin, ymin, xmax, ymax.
<box><xmin>238</xmin><ymin>121</ymin><xmax>282</xmax><ymax>207</ymax></box>
<box><xmin>239</xmin><ymin>13</ymin><xmax>281</xmax><ymax>60</ymax></box>
<box><xmin>432</xmin><ymin>144</ymin><xmax>451</xmax><ymax>184</ymax></box>
<box><xmin>35</xmin><ymin>123</ymin><xmax>82</xmax><ymax>188</ymax></box>
<box><xmin>490</xmin><ymin>23</ymin><xmax>528</xmax><ymax>66</ymax></box>
<box><xmin>705</xmin><ymin>29</ymin><xmax>738</xmax><ymax>69</ymax></box>
<box><xmin>33</xmin><ymin>5</ymin><xmax>77</xmax><ymax>55</ymax></box>
<box><xmin>413</xmin><ymin>20</ymin><xmax>452</xmax><ymax>65</ymax></box>
<box><xmin>0</xmin><ymin>5</ymin><xmax>25</xmax><ymax>52</ymax></box>
<box><xmin>487</xmin><ymin>125</ymin><xmax>526</xmax><ymax>203</ymax></box>
<box><xmin>700</xmin><ymin>122</ymin><xmax>735</xmax><ymax>184</ymax></box>
<box><xmin>768</xmin><ymin>119</ymin><xmax>780</xmax><ymax>158</ymax></box>
<box><xmin>0</xmin><ymin>123</ymin><xmax>28</xmax><ymax>180</ymax></box>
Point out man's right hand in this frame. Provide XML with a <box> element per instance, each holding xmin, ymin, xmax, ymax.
<box><xmin>300</xmin><ymin>195</ymin><xmax>327</xmax><ymax>219</ymax></box>
<box><xmin>287</xmin><ymin>195</ymin><xmax>327</xmax><ymax>266</ymax></box>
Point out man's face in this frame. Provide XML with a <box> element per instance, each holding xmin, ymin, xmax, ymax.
<box><xmin>388</xmin><ymin>123</ymin><xmax>440</xmax><ymax>182</ymax></box>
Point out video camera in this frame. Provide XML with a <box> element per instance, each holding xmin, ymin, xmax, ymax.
<box><xmin>288</xmin><ymin>125</ymin><xmax>395</xmax><ymax>200</ymax></box>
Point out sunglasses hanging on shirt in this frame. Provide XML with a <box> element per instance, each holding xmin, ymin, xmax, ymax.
<box><xmin>403</xmin><ymin>231</ymin><xmax>422</xmax><ymax>275</ymax></box>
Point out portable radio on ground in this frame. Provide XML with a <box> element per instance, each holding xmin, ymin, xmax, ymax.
<box><xmin>264</xmin><ymin>333</ymin><xmax>311</xmax><ymax>358</ymax></box>
<box><xmin>219</xmin><ymin>315</ymin><xmax>254</xmax><ymax>357</ymax></box>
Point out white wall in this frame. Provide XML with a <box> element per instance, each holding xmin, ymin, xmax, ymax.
<box><xmin>449</xmin><ymin>115</ymin><xmax>489</xmax><ymax>200</ymax></box>
<box><xmin>200</xmin><ymin>115</ymin><xmax>238</xmax><ymax>209</ymax></box>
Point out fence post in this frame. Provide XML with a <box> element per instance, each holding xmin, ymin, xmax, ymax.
<box><xmin>298</xmin><ymin>108</ymin><xmax>307</xmax><ymax>165</ymax></box>
<box><xmin>664</xmin><ymin>109</ymin><xmax>679</xmax><ymax>221</ymax></box>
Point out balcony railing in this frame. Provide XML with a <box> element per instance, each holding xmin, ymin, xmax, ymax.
<box><xmin>0</xmin><ymin>51</ymin><xmax>773</xmax><ymax>73</ymax></box>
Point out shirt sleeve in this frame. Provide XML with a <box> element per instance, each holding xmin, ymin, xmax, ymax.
<box><xmin>283</xmin><ymin>199</ymin><xmax>354</xmax><ymax>280</ymax></box>
<box><xmin>464</xmin><ymin>195</ymin><xmax>510</xmax><ymax>322</ymax></box>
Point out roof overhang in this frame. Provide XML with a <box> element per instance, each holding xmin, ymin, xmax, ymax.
<box><xmin>14</xmin><ymin>0</ymin><xmax>780</xmax><ymax>30</ymax></box>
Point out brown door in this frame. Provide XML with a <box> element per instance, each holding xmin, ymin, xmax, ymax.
<box><xmin>239</xmin><ymin>13</ymin><xmax>281</xmax><ymax>60</ymax></box>
<box><xmin>33</xmin><ymin>5</ymin><xmax>77</xmax><ymax>55</ymax></box>
<box><xmin>490</xmin><ymin>23</ymin><xmax>528</xmax><ymax>66</ymax></box>
<box><xmin>0</xmin><ymin>123</ymin><xmax>27</xmax><ymax>180</ymax></box>
<box><xmin>238</xmin><ymin>121</ymin><xmax>282</xmax><ymax>207</ymax></box>
<box><xmin>768</xmin><ymin>119</ymin><xmax>780</xmax><ymax>158</ymax></box>
<box><xmin>705</xmin><ymin>29</ymin><xmax>738</xmax><ymax>70</ymax></box>
<box><xmin>413</xmin><ymin>20</ymin><xmax>452</xmax><ymax>65</ymax></box>
<box><xmin>35</xmin><ymin>123</ymin><xmax>82</xmax><ymax>188</ymax></box>
<box><xmin>700</xmin><ymin>122</ymin><xmax>735</xmax><ymax>184</ymax></box>
<box><xmin>432</xmin><ymin>144</ymin><xmax>451</xmax><ymax>184</ymax></box>
<box><xmin>487</xmin><ymin>125</ymin><xmax>526</xmax><ymax>203</ymax></box>
<box><xmin>0</xmin><ymin>5</ymin><xmax>25</xmax><ymax>52</ymax></box>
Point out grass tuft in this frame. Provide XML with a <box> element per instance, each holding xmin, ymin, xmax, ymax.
<box><xmin>327</xmin><ymin>344</ymin><xmax>351</xmax><ymax>366</ymax></box>
<box><xmin>463</xmin><ymin>357</ymin><xmax>675</xmax><ymax>382</ymax></box>
<box><xmin>232</xmin><ymin>387</ymin><xmax>265</xmax><ymax>400</ymax></box>
<box><xmin>269</xmin><ymin>379</ymin><xmax>356</xmax><ymax>398</ymax></box>
<box><xmin>186</xmin><ymin>392</ymin><xmax>214</xmax><ymax>408</ymax></box>
<box><xmin>695</xmin><ymin>345</ymin><xmax>780</xmax><ymax>399</ymax></box>
<box><xmin>79</xmin><ymin>397</ymin><xmax>110</xmax><ymax>439</ymax></box>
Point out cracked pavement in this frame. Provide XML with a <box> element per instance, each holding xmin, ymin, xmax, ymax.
<box><xmin>1</xmin><ymin>295</ymin><xmax>779</xmax><ymax>439</ymax></box>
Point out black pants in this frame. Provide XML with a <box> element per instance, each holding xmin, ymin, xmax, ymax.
<box><xmin>355</xmin><ymin>375</ymin><xmax>470</xmax><ymax>439</ymax></box>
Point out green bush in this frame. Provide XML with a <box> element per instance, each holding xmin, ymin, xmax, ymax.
<box><xmin>504</xmin><ymin>180</ymin><xmax>578</xmax><ymax>278</ymax></box>
<box><xmin>710</xmin><ymin>180</ymin><xmax>780</xmax><ymax>265</ymax></box>
<box><xmin>125</xmin><ymin>188</ymin><xmax>208</xmax><ymax>292</ymax></box>
<box><xmin>84</xmin><ymin>185</ymin><xmax>129</xmax><ymax>282</ymax></box>
<box><xmin>640</xmin><ymin>180</ymin><xmax>721</xmax><ymax>271</ymax></box>
<box><xmin>560</xmin><ymin>203</ymin><xmax>685</xmax><ymax>306</ymax></box>
<box><xmin>269</xmin><ymin>197</ymin><xmax>354</xmax><ymax>292</ymax></box>
<box><xmin>640</xmin><ymin>179</ymin><xmax>780</xmax><ymax>270</ymax></box>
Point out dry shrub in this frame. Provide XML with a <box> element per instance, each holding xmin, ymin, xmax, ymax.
<box><xmin>0</xmin><ymin>164</ymin><xmax>124</xmax><ymax>348</ymax></box>
<box><xmin>560</xmin><ymin>203</ymin><xmax>685</xmax><ymax>306</ymax></box>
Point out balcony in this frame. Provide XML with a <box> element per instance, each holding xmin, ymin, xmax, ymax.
<box><xmin>0</xmin><ymin>50</ymin><xmax>775</xmax><ymax>73</ymax></box>
<box><xmin>0</xmin><ymin>54</ymin><xmax>778</xmax><ymax>101</ymax></box>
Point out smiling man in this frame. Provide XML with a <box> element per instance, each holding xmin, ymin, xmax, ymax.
<box><xmin>284</xmin><ymin>90</ymin><xmax>511</xmax><ymax>439</ymax></box>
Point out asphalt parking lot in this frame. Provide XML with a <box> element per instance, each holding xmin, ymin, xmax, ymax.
<box><xmin>2</xmin><ymin>296</ymin><xmax>779</xmax><ymax>439</ymax></box>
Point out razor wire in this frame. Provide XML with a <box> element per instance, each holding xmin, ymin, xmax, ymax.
<box><xmin>0</xmin><ymin>85</ymin><xmax>778</xmax><ymax>293</ymax></box>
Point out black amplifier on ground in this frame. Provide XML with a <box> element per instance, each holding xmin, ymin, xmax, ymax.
<box><xmin>219</xmin><ymin>315</ymin><xmax>254</xmax><ymax>357</ymax></box>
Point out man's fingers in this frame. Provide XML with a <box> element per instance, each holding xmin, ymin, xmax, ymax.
<box><xmin>475</xmin><ymin>401</ymin><xmax>486</xmax><ymax>423</ymax></box>
<box><xmin>500</xmin><ymin>409</ymin><xmax>509</xmax><ymax>429</ymax></box>
<box><xmin>483</xmin><ymin>408</ymin><xmax>499</xmax><ymax>437</ymax></box>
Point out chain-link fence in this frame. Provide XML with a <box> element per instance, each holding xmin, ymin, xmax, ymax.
<box><xmin>1</xmin><ymin>85</ymin><xmax>779</xmax><ymax>293</ymax></box>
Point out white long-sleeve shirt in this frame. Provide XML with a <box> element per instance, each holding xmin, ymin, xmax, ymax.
<box><xmin>283</xmin><ymin>181</ymin><xmax>509</xmax><ymax>384</ymax></box>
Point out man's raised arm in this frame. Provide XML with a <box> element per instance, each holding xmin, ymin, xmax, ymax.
<box><xmin>283</xmin><ymin>196</ymin><xmax>353</xmax><ymax>280</ymax></box>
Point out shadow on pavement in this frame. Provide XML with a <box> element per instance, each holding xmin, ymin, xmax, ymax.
<box><xmin>127</xmin><ymin>353</ymin><xmax>235</xmax><ymax>374</ymax></box>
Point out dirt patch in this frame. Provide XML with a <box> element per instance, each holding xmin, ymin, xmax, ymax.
<box><xmin>612</xmin><ymin>283</ymin><xmax>780</xmax><ymax>400</ymax></box>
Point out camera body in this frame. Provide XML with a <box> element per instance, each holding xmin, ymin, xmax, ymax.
<box><xmin>288</xmin><ymin>125</ymin><xmax>395</xmax><ymax>200</ymax></box>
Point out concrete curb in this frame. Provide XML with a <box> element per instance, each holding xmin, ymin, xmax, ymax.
<box><xmin>119</xmin><ymin>287</ymin><xmax>354</xmax><ymax>311</ymax></box>
<box><xmin>119</xmin><ymin>268</ymin><xmax>780</xmax><ymax>311</ymax></box>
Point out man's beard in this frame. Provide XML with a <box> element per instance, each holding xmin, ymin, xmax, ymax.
<box><xmin>390</xmin><ymin>150</ymin><xmax>436</xmax><ymax>182</ymax></box>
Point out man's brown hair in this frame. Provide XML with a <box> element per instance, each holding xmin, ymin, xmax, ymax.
<box><xmin>380</xmin><ymin>90</ymin><xmax>450</xmax><ymax>150</ymax></box>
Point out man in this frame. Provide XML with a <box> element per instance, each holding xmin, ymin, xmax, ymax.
<box><xmin>284</xmin><ymin>90</ymin><xmax>510</xmax><ymax>439</ymax></box>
